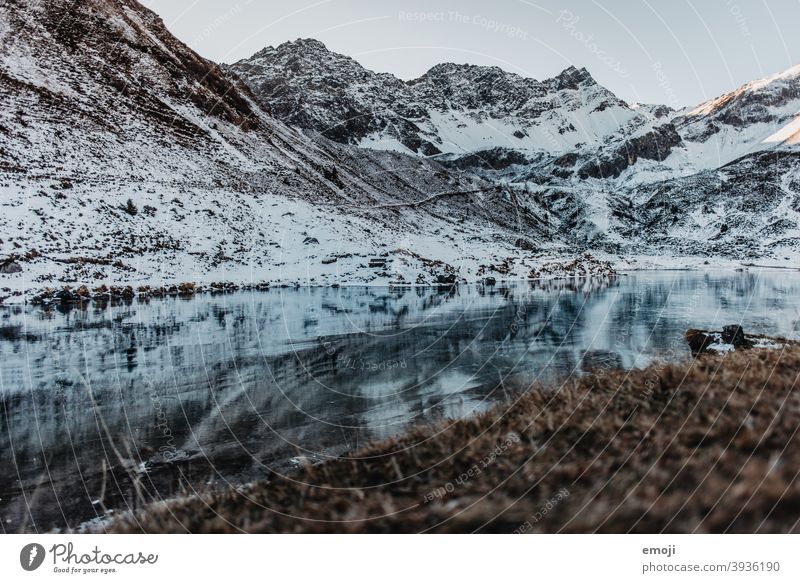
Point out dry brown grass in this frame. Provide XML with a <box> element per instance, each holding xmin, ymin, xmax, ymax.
<box><xmin>106</xmin><ymin>345</ymin><xmax>800</xmax><ymax>533</ymax></box>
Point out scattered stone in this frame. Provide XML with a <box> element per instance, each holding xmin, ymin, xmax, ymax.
<box><xmin>30</xmin><ymin>288</ymin><xmax>54</xmax><ymax>305</ymax></box>
<box><xmin>368</xmin><ymin>258</ymin><xmax>387</xmax><ymax>268</ymax></box>
<box><xmin>209</xmin><ymin>281</ymin><xmax>239</xmax><ymax>293</ymax></box>
<box><xmin>112</xmin><ymin>285</ymin><xmax>134</xmax><ymax>298</ymax></box>
<box><xmin>0</xmin><ymin>259</ymin><xmax>22</xmax><ymax>274</ymax></box>
<box><xmin>55</xmin><ymin>288</ymin><xmax>78</xmax><ymax>303</ymax></box>
<box><xmin>478</xmin><ymin>257</ymin><xmax>515</xmax><ymax>276</ymax></box>
<box><xmin>514</xmin><ymin>238</ymin><xmax>536</xmax><ymax>251</ymax></box>
<box><xmin>434</xmin><ymin>273</ymin><xmax>457</xmax><ymax>285</ymax></box>
<box><xmin>530</xmin><ymin>253</ymin><xmax>616</xmax><ymax>279</ymax></box>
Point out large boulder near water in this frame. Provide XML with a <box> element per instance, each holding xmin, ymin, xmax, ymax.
<box><xmin>721</xmin><ymin>324</ymin><xmax>750</xmax><ymax>348</ymax></box>
<box><xmin>685</xmin><ymin>324</ymin><xmax>757</xmax><ymax>355</ymax></box>
<box><xmin>55</xmin><ymin>288</ymin><xmax>79</xmax><ymax>303</ymax></box>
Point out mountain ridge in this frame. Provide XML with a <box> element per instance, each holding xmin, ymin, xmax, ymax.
<box><xmin>226</xmin><ymin>38</ymin><xmax>645</xmax><ymax>157</ymax></box>
<box><xmin>229</xmin><ymin>37</ymin><xmax>800</xmax><ymax>176</ymax></box>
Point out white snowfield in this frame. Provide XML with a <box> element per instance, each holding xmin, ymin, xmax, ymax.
<box><xmin>1</xmin><ymin>1</ymin><xmax>800</xmax><ymax>304</ymax></box>
<box><xmin>0</xmin><ymin>175</ymin><xmax>583</xmax><ymax>299</ymax></box>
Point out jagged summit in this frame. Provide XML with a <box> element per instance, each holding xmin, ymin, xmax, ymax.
<box><xmin>229</xmin><ymin>39</ymin><xmax>640</xmax><ymax>156</ymax></box>
<box><xmin>551</xmin><ymin>65</ymin><xmax>596</xmax><ymax>90</ymax></box>
<box><xmin>278</xmin><ymin>37</ymin><xmax>329</xmax><ymax>51</ymax></box>
<box><xmin>227</xmin><ymin>38</ymin><xmax>800</xmax><ymax>262</ymax></box>
<box><xmin>246</xmin><ymin>37</ymin><xmax>361</xmax><ymax>71</ymax></box>
<box><xmin>412</xmin><ymin>61</ymin><xmax>532</xmax><ymax>81</ymax></box>
<box><xmin>661</xmin><ymin>61</ymin><xmax>800</xmax><ymax>165</ymax></box>
<box><xmin>683</xmin><ymin>62</ymin><xmax>800</xmax><ymax>134</ymax></box>
<box><xmin>230</xmin><ymin>38</ymin><xmax>800</xmax><ymax>171</ymax></box>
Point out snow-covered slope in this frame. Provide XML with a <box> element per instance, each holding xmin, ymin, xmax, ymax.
<box><xmin>673</xmin><ymin>65</ymin><xmax>800</xmax><ymax>166</ymax></box>
<box><xmin>568</xmin><ymin>64</ymin><xmax>800</xmax><ymax>185</ymax></box>
<box><xmin>607</xmin><ymin>150</ymin><xmax>800</xmax><ymax>258</ymax></box>
<box><xmin>1</xmin><ymin>0</ymin><xmax>292</xmax><ymax>183</ymax></box>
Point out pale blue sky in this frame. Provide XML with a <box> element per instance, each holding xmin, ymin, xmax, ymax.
<box><xmin>141</xmin><ymin>0</ymin><xmax>800</xmax><ymax>107</ymax></box>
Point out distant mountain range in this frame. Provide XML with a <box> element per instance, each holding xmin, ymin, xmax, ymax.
<box><xmin>226</xmin><ymin>38</ymin><xmax>644</xmax><ymax>158</ymax></box>
<box><xmin>1</xmin><ymin>0</ymin><xmax>799</xmax><ymax>299</ymax></box>
<box><xmin>225</xmin><ymin>38</ymin><xmax>800</xmax><ymax>260</ymax></box>
<box><xmin>229</xmin><ymin>38</ymin><xmax>799</xmax><ymax>170</ymax></box>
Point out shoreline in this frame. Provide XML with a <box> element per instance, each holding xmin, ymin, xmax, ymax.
<box><xmin>2</xmin><ymin>260</ymin><xmax>797</xmax><ymax>307</ymax></box>
<box><xmin>99</xmin><ymin>341</ymin><xmax>800</xmax><ymax>534</ymax></box>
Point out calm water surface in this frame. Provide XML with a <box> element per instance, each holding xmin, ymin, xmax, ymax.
<box><xmin>1</xmin><ymin>270</ymin><xmax>799</xmax><ymax>530</ymax></box>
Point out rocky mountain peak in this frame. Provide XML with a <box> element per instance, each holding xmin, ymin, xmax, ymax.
<box><xmin>408</xmin><ymin>62</ymin><xmax>544</xmax><ymax>114</ymax></box>
<box><xmin>550</xmin><ymin>65</ymin><xmax>596</xmax><ymax>90</ymax></box>
<box><xmin>257</xmin><ymin>37</ymin><xmax>352</xmax><ymax>68</ymax></box>
<box><xmin>413</xmin><ymin>62</ymin><xmax>522</xmax><ymax>81</ymax></box>
<box><xmin>236</xmin><ymin>37</ymin><xmax>379</xmax><ymax>84</ymax></box>
<box><xmin>229</xmin><ymin>40</ymin><xmax>644</xmax><ymax>156</ymax></box>
<box><xmin>279</xmin><ymin>37</ymin><xmax>329</xmax><ymax>52</ymax></box>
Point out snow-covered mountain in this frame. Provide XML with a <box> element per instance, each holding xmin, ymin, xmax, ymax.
<box><xmin>227</xmin><ymin>39</ymin><xmax>652</xmax><ymax>157</ymax></box>
<box><xmin>572</xmin><ymin>64</ymin><xmax>800</xmax><ymax>187</ymax></box>
<box><xmin>230</xmin><ymin>39</ymin><xmax>800</xmax><ymax>175</ymax></box>
<box><xmin>674</xmin><ymin>65</ymin><xmax>800</xmax><ymax>166</ymax></box>
<box><xmin>2</xmin><ymin>3</ymin><xmax>800</xmax><ymax>301</ymax></box>
<box><xmin>0</xmin><ymin>0</ymin><xmax>588</xmax><ymax>299</ymax></box>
